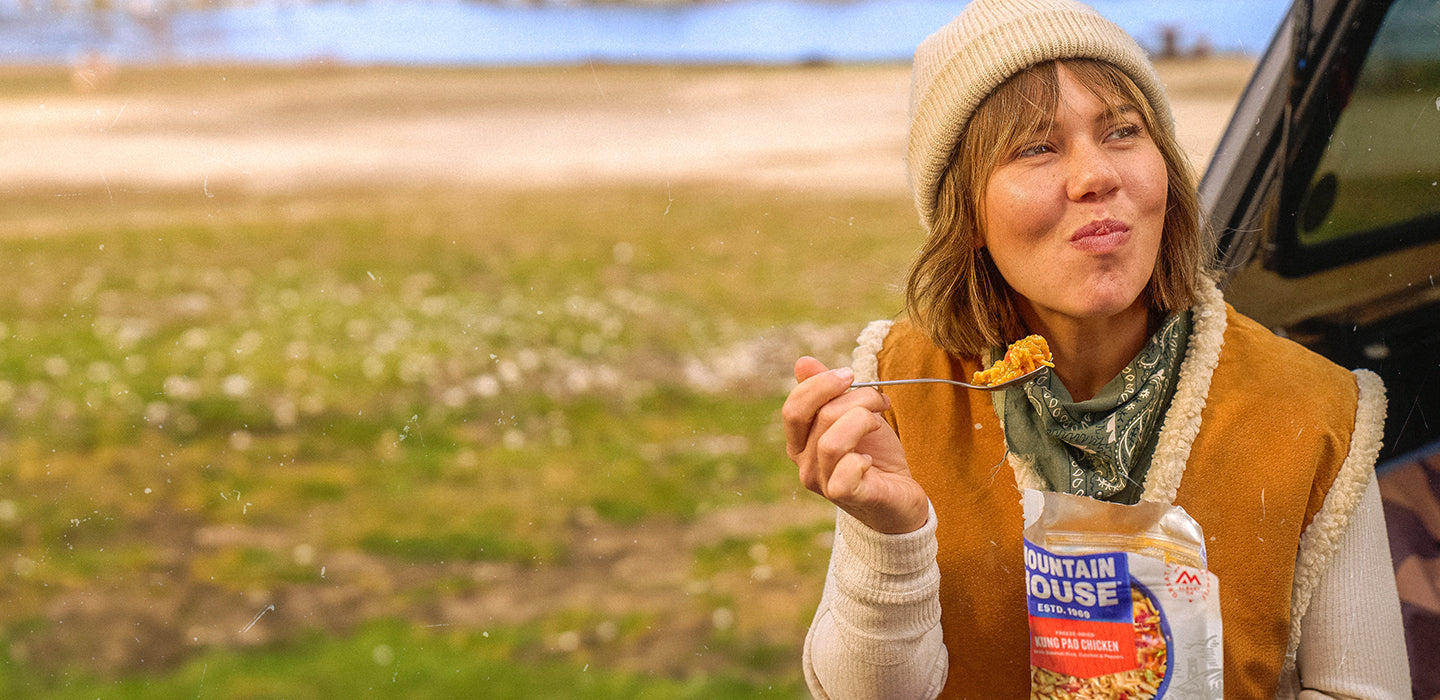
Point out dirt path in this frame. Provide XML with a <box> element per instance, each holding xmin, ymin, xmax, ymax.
<box><xmin>0</xmin><ymin>59</ymin><xmax>1254</xmax><ymax>198</ymax></box>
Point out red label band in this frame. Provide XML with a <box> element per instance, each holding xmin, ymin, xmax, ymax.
<box><xmin>1028</xmin><ymin>616</ymin><xmax>1138</xmax><ymax>678</ymax></box>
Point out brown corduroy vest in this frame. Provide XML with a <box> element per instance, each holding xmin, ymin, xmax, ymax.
<box><xmin>870</xmin><ymin>305</ymin><xmax>1365</xmax><ymax>698</ymax></box>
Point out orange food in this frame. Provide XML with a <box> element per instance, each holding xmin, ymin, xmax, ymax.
<box><xmin>972</xmin><ymin>334</ymin><xmax>1053</xmax><ymax>385</ymax></box>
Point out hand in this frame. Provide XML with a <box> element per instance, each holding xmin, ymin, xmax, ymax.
<box><xmin>782</xmin><ymin>356</ymin><xmax>930</xmax><ymax>534</ymax></box>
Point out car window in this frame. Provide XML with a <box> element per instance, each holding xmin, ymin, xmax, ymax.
<box><xmin>1295</xmin><ymin>0</ymin><xmax>1440</xmax><ymax>248</ymax></box>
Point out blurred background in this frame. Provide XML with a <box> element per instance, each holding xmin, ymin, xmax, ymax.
<box><xmin>0</xmin><ymin>1</ymin><xmax>1282</xmax><ymax>697</ymax></box>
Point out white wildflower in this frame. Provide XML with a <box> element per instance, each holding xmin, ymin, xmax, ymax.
<box><xmin>565</xmin><ymin>367</ymin><xmax>592</xmax><ymax>394</ymax></box>
<box><xmin>397</xmin><ymin>354</ymin><xmax>435</xmax><ymax>383</ymax></box>
<box><xmin>372</xmin><ymin>333</ymin><xmax>398</xmax><ymax>355</ymax></box>
<box><xmin>502</xmin><ymin>429</ymin><xmax>526</xmax><ymax>450</ymax></box>
<box><xmin>144</xmin><ymin>401</ymin><xmax>170</xmax><ymax>424</ymax></box>
<box><xmin>612</xmin><ymin>241</ymin><xmax>635</xmax><ymax>265</ymax></box>
<box><xmin>346</xmin><ymin>319</ymin><xmax>372</xmax><ymax>342</ymax></box>
<box><xmin>272</xmin><ymin>398</ymin><xmax>298</xmax><ymax>429</ymax></box>
<box><xmin>554</xmin><ymin>631</ymin><xmax>581</xmax><ymax>653</ymax></box>
<box><xmin>179</xmin><ymin>327</ymin><xmax>210</xmax><ymax>350</ymax></box>
<box><xmin>285</xmin><ymin>340</ymin><xmax>309</xmax><ymax>361</ymax></box>
<box><xmin>595</xmin><ymin>620</ymin><xmax>618</xmax><ymax>643</ymax></box>
<box><xmin>299</xmin><ymin>393</ymin><xmax>325</xmax><ymax>414</ymax></box>
<box><xmin>221</xmin><ymin>374</ymin><xmax>252</xmax><ymax>398</ymax></box>
<box><xmin>229</xmin><ymin>430</ymin><xmax>253</xmax><ymax>451</ymax></box>
<box><xmin>371</xmin><ymin>644</ymin><xmax>394</xmax><ymax>666</ymax></box>
<box><xmin>749</xmin><ymin>543</ymin><xmax>770</xmax><ymax>563</ymax></box>
<box><xmin>550</xmin><ymin>426</ymin><xmax>572</xmax><ymax>448</ymax></box>
<box><xmin>235</xmin><ymin>330</ymin><xmax>264</xmax><ymax>355</ymax></box>
<box><xmin>86</xmin><ymin>361</ymin><xmax>115</xmax><ymax>383</ymax></box>
<box><xmin>42</xmin><ymin>357</ymin><xmax>69</xmax><ymax>378</ymax></box>
<box><xmin>171</xmin><ymin>293</ymin><xmax>210</xmax><ymax>316</ymax></box>
<box><xmin>471</xmin><ymin>375</ymin><xmax>500</xmax><ymax>398</ymax></box>
<box><xmin>441</xmin><ymin>386</ymin><xmax>467</xmax><ymax>408</ymax></box>
<box><xmin>114</xmin><ymin>319</ymin><xmax>152</xmax><ymax>349</ymax></box>
<box><xmin>362</xmin><ymin>355</ymin><xmax>386</xmax><ymax>380</ymax></box>
<box><xmin>162</xmin><ymin>375</ymin><xmax>201</xmax><ymax>400</ymax></box>
<box><xmin>337</xmin><ymin>284</ymin><xmax>362</xmax><ymax>306</ymax></box>
<box><xmin>200</xmin><ymin>267</ymin><xmax>226</xmax><ymax>290</ymax></box>
<box><xmin>419</xmin><ymin>296</ymin><xmax>448</xmax><ymax>317</ymax></box>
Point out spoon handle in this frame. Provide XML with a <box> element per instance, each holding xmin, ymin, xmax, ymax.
<box><xmin>850</xmin><ymin>378</ymin><xmax>979</xmax><ymax>389</ymax></box>
<box><xmin>850</xmin><ymin>366</ymin><xmax>1047</xmax><ymax>392</ymax></box>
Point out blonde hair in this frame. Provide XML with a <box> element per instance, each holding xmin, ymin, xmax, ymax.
<box><xmin>904</xmin><ymin>59</ymin><xmax>1211</xmax><ymax>357</ymax></box>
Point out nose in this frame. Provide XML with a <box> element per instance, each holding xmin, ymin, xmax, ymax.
<box><xmin>1065</xmin><ymin>143</ymin><xmax>1121</xmax><ymax>202</ymax></box>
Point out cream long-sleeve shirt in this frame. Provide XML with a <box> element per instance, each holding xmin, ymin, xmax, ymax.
<box><xmin>802</xmin><ymin>477</ymin><xmax>1410</xmax><ymax>699</ymax></box>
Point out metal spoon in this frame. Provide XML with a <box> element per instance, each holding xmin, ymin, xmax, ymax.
<box><xmin>851</xmin><ymin>365</ymin><xmax>1048</xmax><ymax>391</ymax></box>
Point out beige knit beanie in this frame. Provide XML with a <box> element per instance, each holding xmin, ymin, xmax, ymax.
<box><xmin>907</xmin><ymin>0</ymin><xmax>1173</xmax><ymax>230</ymax></box>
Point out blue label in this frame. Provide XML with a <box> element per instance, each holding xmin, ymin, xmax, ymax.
<box><xmin>1024</xmin><ymin>538</ymin><xmax>1132</xmax><ymax>624</ymax></box>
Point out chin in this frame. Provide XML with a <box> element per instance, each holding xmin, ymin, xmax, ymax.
<box><xmin>1068</xmin><ymin>286</ymin><xmax>1150</xmax><ymax>320</ymax></box>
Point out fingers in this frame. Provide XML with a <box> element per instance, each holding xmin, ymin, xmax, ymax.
<box><xmin>782</xmin><ymin>357</ymin><xmax>846</xmax><ymax>459</ymax></box>
<box><xmin>824</xmin><ymin>451</ymin><xmax>874</xmax><ymax>502</ymax></box>
<box><xmin>812</xmin><ymin>405</ymin><xmax>883</xmax><ymax>480</ymax></box>
<box><xmin>782</xmin><ymin>358</ymin><xmax>888</xmax><ymax>463</ymax></box>
<box><xmin>798</xmin><ymin>404</ymin><xmax>886</xmax><ymax>496</ymax></box>
<box><xmin>794</xmin><ymin>355</ymin><xmax>829</xmax><ymax>384</ymax></box>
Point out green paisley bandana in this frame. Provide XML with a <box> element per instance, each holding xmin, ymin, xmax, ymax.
<box><xmin>993</xmin><ymin>310</ymin><xmax>1191</xmax><ymax>505</ymax></box>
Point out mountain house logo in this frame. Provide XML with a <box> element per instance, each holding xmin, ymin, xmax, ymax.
<box><xmin>1165</xmin><ymin>563</ymin><xmax>1211</xmax><ymax>603</ymax></box>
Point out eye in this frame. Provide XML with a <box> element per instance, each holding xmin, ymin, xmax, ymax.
<box><xmin>1106</xmin><ymin>122</ymin><xmax>1144</xmax><ymax>142</ymax></box>
<box><xmin>1015</xmin><ymin>142</ymin><xmax>1055</xmax><ymax>159</ymax></box>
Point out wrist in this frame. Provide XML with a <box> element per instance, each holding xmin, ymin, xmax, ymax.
<box><xmin>835</xmin><ymin>502</ymin><xmax>938</xmax><ymax>576</ymax></box>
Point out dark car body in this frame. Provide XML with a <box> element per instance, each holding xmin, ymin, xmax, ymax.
<box><xmin>1200</xmin><ymin>0</ymin><xmax>1440</xmax><ymax>695</ymax></box>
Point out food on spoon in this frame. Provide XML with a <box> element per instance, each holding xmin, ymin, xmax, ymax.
<box><xmin>972</xmin><ymin>334</ymin><xmax>1053</xmax><ymax>386</ymax></box>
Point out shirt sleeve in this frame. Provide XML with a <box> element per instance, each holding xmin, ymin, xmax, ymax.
<box><xmin>1295</xmin><ymin>476</ymin><xmax>1411</xmax><ymax>699</ymax></box>
<box><xmin>802</xmin><ymin>503</ymin><xmax>948</xmax><ymax>700</ymax></box>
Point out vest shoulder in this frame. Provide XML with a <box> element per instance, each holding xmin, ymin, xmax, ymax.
<box><xmin>1221</xmin><ymin>306</ymin><xmax>1356</xmax><ymax>392</ymax></box>
<box><xmin>873</xmin><ymin>319</ymin><xmax>983</xmax><ymax>380</ymax></box>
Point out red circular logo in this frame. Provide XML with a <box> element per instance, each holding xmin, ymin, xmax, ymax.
<box><xmin>1165</xmin><ymin>563</ymin><xmax>1211</xmax><ymax>603</ymax></box>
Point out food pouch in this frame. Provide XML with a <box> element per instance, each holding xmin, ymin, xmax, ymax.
<box><xmin>1022</xmin><ymin>489</ymin><xmax>1223</xmax><ymax>699</ymax></box>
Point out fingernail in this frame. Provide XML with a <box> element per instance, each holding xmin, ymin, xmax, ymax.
<box><xmin>833</xmin><ymin>367</ymin><xmax>853</xmax><ymax>383</ymax></box>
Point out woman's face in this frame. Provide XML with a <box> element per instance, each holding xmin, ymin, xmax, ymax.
<box><xmin>978</xmin><ymin>64</ymin><xmax>1167</xmax><ymax>327</ymax></box>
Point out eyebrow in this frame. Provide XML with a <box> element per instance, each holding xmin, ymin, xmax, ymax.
<box><xmin>1097</xmin><ymin>102</ymin><xmax>1140</xmax><ymax>118</ymax></box>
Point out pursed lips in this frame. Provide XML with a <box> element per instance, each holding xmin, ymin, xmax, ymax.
<box><xmin>1069</xmin><ymin>218</ymin><xmax>1130</xmax><ymax>253</ymax></box>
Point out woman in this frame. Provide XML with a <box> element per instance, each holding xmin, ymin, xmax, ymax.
<box><xmin>781</xmin><ymin>0</ymin><xmax>1410</xmax><ymax>697</ymax></box>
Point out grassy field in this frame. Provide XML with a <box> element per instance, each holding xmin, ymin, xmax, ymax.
<box><xmin>0</xmin><ymin>180</ymin><xmax>923</xmax><ymax>696</ymax></box>
<box><xmin>0</xmin><ymin>57</ymin><xmax>1256</xmax><ymax>696</ymax></box>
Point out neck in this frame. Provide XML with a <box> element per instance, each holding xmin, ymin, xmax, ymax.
<box><xmin>1018</xmin><ymin>299</ymin><xmax>1153</xmax><ymax>402</ymax></box>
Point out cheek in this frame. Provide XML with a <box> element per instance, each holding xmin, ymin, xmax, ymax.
<box><xmin>981</xmin><ymin>177</ymin><xmax>1047</xmax><ymax>246</ymax></box>
<box><xmin>1136</xmin><ymin>154</ymin><xmax>1170</xmax><ymax>216</ymax></box>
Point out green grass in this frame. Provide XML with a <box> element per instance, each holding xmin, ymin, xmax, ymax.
<box><xmin>0</xmin><ymin>619</ymin><xmax>806</xmax><ymax>699</ymax></box>
<box><xmin>0</xmin><ymin>181</ymin><xmax>920</xmax><ymax>695</ymax></box>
